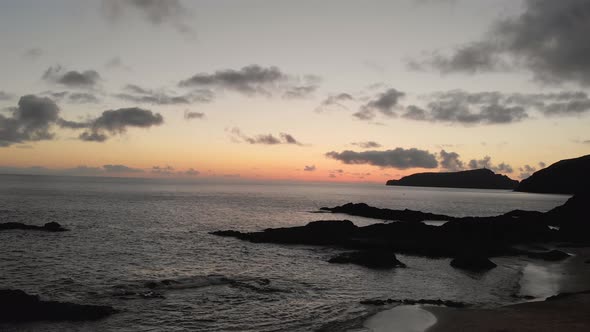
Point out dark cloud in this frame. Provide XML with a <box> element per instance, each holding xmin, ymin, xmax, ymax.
<box><xmin>179</xmin><ymin>65</ymin><xmax>288</xmax><ymax>96</ymax></box>
<box><xmin>354</xmin><ymin>88</ymin><xmax>405</xmax><ymax>120</ymax></box>
<box><xmin>325</xmin><ymin>148</ymin><xmax>438</xmax><ymax>169</ymax></box>
<box><xmin>23</xmin><ymin>48</ymin><xmax>44</xmax><ymax>60</ymax></box>
<box><xmin>352</xmin><ymin>141</ymin><xmax>382</xmax><ymax>149</ymax></box>
<box><xmin>0</xmin><ymin>91</ymin><xmax>13</xmax><ymax>101</ymax></box>
<box><xmin>315</xmin><ymin>93</ymin><xmax>354</xmax><ymax>112</ymax></box>
<box><xmin>402</xmin><ymin>105</ymin><xmax>428</xmax><ymax>120</ymax></box>
<box><xmin>0</xmin><ymin>95</ymin><xmax>60</xmax><ymax>147</ymax></box>
<box><xmin>439</xmin><ymin>149</ymin><xmax>464</xmax><ymax>171</ymax></box>
<box><xmin>410</xmin><ymin>0</ymin><xmax>590</xmax><ymax>86</ymax></box>
<box><xmin>229</xmin><ymin>128</ymin><xmax>304</xmax><ymax>146</ymax></box>
<box><xmin>42</xmin><ymin>66</ymin><xmax>100</xmax><ymax>88</ymax></box>
<box><xmin>184</xmin><ymin>111</ymin><xmax>205</xmax><ymax>120</ymax></box>
<box><xmin>102</xmin><ymin>0</ymin><xmax>194</xmax><ymax>35</ymax></box>
<box><xmin>78</xmin><ymin>107</ymin><xmax>164</xmax><ymax>142</ymax></box>
<box><xmin>539</xmin><ymin>161</ymin><xmax>547</xmax><ymax>168</ymax></box>
<box><xmin>303</xmin><ymin>165</ymin><xmax>316</xmax><ymax>172</ymax></box>
<box><xmin>402</xmin><ymin>90</ymin><xmax>590</xmax><ymax>125</ymax></box>
<box><xmin>468</xmin><ymin>156</ymin><xmax>514</xmax><ymax>173</ymax></box>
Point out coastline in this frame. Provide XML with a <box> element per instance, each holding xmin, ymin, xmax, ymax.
<box><xmin>425</xmin><ymin>246</ymin><xmax>590</xmax><ymax>332</ymax></box>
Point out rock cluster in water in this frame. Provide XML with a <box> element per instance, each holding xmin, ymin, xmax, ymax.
<box><xmin>212</xmin><ymin>194</ymin><xmax>587</xmax><ymax>270</ymax></box>
<box><xmin>0</xmin><ymin>221</ymin><xmax>68</xmax><ymax>232</ymax></box>
<box><xmin>0</xmin><ymin>289</ymin><xmax>117</xmax><ymax>322</ymax></box>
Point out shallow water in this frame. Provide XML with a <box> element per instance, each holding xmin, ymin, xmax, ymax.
<box><xmin>0</xmin><ymin>174</ymin><xmax>570</xmax><ymax>331</ymax></box>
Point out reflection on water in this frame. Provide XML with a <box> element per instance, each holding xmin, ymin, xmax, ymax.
<box><xmin>363</xmin><ymin>305</ymin><xmax>436</xmax><ymax>332</ymax></box>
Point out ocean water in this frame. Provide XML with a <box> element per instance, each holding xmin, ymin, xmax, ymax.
<box><xmin>0</xmin><ymin>174</ymin><xmax>571</xmax><ymax>331</ymax></box>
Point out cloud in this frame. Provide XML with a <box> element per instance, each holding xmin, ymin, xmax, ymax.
<box><xmin>151</xmin><ymin>165</ymin><xmax>174</xmax><ymax>175</ymax></box>
<box><xmin>229</xmin><ymin>127</ymin><xmax>304</xmax><ymax>146</ymax></box>
<box><xmin>179</xmin><ymin>65</ymin><xmax>288</xmax><ymax>96</ymax></box>
<box><xmin>518</xmin><ymin>164</ymin><xmax>537</xmax><ymax>179</ymax></box>
<box><xmin>282</xmin><ymin>85</ymin><xmax>317</xmax><ymax>99</ymax></box>
<box><xmin>539</xmin><ymin>161</ymin><xmax>546</xmax><ymax>168</ymax></box>
<box><xmin>325</xmin><ymin>148</ymin><xmax>438</xmax><ymax>169</ymax></box>
<box><xmin>114</xmin><ymin>84</ymin><xmax>213</xmax><ymax>105</ymax></box>
<box><xmin>401</xmin><ymin>90</ymin><xmax>590</xmax><ymax>125</ymax></box>
<box><xmin>101</xmin><ymin>0</ymin><xmax>194</xmax><ymax>36</ymax></box>
<box><xmin>184</xmin><ymin>168</ymin><xmax>200</xmax><ymax>176</ymax></box>
<box><xmin>352</xmin><ymin>141</ymin><xmax>382</xmax><ymax>149</ymax></box>
<box><xmin>23</xmin><ymin>48</ymin><xmax>43</xmax><ymax>60</ymax></box>
<box><xmin>179</xmin><ymin>65</ymin><xmax>317</xmax><ymax>99</ymax></box>
<box><xmin>439</xmin><ymin>149</ymin><xmax>464</xmax><ymax>171</ymax></box>
<box><xmin>184</xmin><ymin>111</ymin><xmax>205</xmax><ymax>120</ymax></box>
<box><xmin>315</xmin><ymin>93</ymin><xmax>354</xmax><ymax>112</ymax></box>
<box><xmin>410</xmin><ymin>0</ymin><xmax>590</xmax><ymax>86</ymax></box>
<box><xmin>304</xmin><ymin>165</ymin><xmax>316</xmax><ymax>172</ymax></box>
<box><xmin>103</xmin><ymin>164</ymin><xmax>144</xmax><ymax>173</ymax></box>
<box><xmin>42</xmin><ymin>66</ymin><xmax>100</xmax><ymax>88</ymax></box>
<box><xmin>0</xmin><ymin>95</ymin><xmax>60</xmax><ymax>147</ymax></box>
<box><xmin>78</xmin><ymin>107</ymin><xmax>164</xmax><ymax>142</ymax></box>
<box><xmin>0</xmin><ymin>91</ymin><xmax>13</xmax><ymax>101</ymax></box>
<box><xmin>468</xmin><ymin>156</ymin><xmax>514</xmax><ymax>173</ymax></box>
<box><xmin>354</xmin><ymin>88</ymin><xmax>405</xmax><ymax>120</ymax></box>
<box><xmin>68</xmin><ymin>92</ymin><xmax>101</xmax><ymax>104</ymax></box>
<box><xmin>105</xmin><ymin>56</ymin><xmax>132</xmax><ymax>71</ymax></box>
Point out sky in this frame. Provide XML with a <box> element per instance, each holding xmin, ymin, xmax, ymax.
<box><xmin>0</xmin><ymin>0</ymin><xmax>589</xmax><ymax>183</ymax></box>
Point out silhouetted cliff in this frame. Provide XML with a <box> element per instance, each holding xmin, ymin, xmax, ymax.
<box><xmin>385</xmin><ymin>168</ymin><xmax>518</xmax><ymax>190</ymax></box>
<box><xmin>516</xmin><ymin>154</ymin><xmax>590</xmax><ymax>194</ymax></box>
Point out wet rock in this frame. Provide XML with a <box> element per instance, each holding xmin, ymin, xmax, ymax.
<box><xmin>450</xmin><ymin>256</ymin><xmax>497</xmax><ymax>272</ymax></box>
<box><xmin>328</xmin><ymin>250</ymin><xmax>406</xmax><ymax>269</ymax></box>
<box><xmin>0</xmin><ymin>222</ymin><xmax>68</xmax><ymax>232</ymax></box>
<box><xmin>0</xmin><ymin>289</ymin><xmax>117</xmax><ymax>322</ymax></box>
<box><xmin>360</xmin><ymin>298</ymin><xmax>466</xmax><ymax>308</ymax></box>
<box><xmin>319</xmin><ymin>203</ymin><xmax>454</xmax><ymax>222</ymax></box>
<box><xmin>526</xmin><ymin>250</ymin><xmax>571</xmax><ymax>261</ymax></box>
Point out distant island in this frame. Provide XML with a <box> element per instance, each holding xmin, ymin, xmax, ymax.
<box><xmin>385</xmin><ymin>168</ymin><xmax>519</xmax><ymax>190</ymax></box>
<box><xmin>516</xmin><ymin>154</ymin><xmax>590</xmax><ymax>194</ymax></box>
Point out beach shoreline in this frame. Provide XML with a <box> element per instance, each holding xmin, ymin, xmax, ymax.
<box><xmin>425</xmin><ymin>246</ymin><xmax>590</xmax><ymax>332</ymax></box>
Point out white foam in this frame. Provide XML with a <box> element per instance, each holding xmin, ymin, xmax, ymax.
<box><xmin>518</xmin><ymin>263</ymin><xmax>562</xmax><ymax>300</ymax></box>
<box><xmin>363</xmin><ymin>305</ymin><xmax>437</xmax><ymax>332</ymax></box>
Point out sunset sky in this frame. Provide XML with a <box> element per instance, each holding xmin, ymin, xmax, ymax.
<box><xmin>1</xmin><ymin>0</ymin><xmax>589</xmax><ymax>183</ymax></box>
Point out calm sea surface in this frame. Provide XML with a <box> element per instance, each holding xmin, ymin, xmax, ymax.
<box><xmin>0</xmin><ymin>174</ymin><xmax>570</xmax><ymax>331</ymax></box>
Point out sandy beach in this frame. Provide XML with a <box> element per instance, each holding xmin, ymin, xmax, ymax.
<box><xmin>427</xmin><ymin>246</ymin><xmax>590</xmax><ymax>332</ymax></box>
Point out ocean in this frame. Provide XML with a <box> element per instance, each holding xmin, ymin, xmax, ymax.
<box><xmin>0</xmin><ymin>174</ymin><xmax>571</xmax><ymax>331</ymax></box>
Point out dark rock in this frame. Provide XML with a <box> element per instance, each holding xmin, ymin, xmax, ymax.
<box><xmin>386</xmin><ymin>168</ymin><xmax>519</xmax><ymax>190</ymax></box>
<box><xmin>450</xmin><ymin>256</ymin><xmax>497</xmax><ymax>272</ymax></box>
<box><xmin>0</xmin><ymin>289</ymin><xmax>117</xmax><ymax>322</ymax></box>
<box><xmin>360</xmin><ymin>298</ymin><xmax>466</xmax><ymax>308</ymax></box>
<box><xmin>319</xmin><ymin>202</ymin><xmax>454</xmax><ymax>222</ymax></box>
<box><xmin>526</xmin><ymin>250</ymin><xmax>571</xmax><ymax>261</ymax></box>
<box><xmin>328</xmin><ymin>250</ymin><xmax>406</xmax><ymax>269</ymax></box>
<box><xmin>516</xmin><ymin>154</ymin><xmax>590</xmax><ymax>194</ymax></box>
<box><xmin>0</xmin><ymin>222</ymin><xmax>68</xmax><ymax>232</ymax></box>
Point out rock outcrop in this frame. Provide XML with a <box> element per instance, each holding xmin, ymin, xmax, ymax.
<box><xmin>0</xmin><ymin>289</ymin><xmax>117</xmax><ymax>322</ymax></box>
<box><xmin>0</xmin><ymin>221</ymin><xmax>68</xmax><ymax>232</ymax></box>
<box><xmin>516</xmin><ymin>154</ymin><xmax>590</xmax><ymax>194</ymax></box>
<box><xmin>386</xmin><ymin>168</ymin><xmax>519</xmax><ymax>190</ymax></box>
<box><xmin>328</xmin><ymin>250</ymin><xmax>407</xmax><ymax>269</ymax></box>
